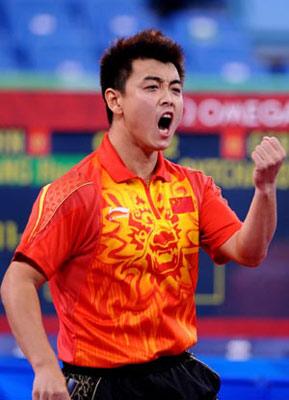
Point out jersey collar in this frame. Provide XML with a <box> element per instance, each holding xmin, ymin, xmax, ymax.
<box><xmin>96</xmin><ymin>133</ymin><xmax>171</xmax><ymax>183</ymax></box>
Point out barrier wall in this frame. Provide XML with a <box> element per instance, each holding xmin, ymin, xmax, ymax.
<box><xmin>0</xmin><ymin>91</ymin><xmax>288</xmax><ymax>336</ymax></box>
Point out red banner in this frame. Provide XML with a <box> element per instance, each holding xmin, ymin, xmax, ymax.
<box><xmin>0</xmin><ymin>91</ymin><xmax>289</xmax><ymax>132</ymax></box>
<box><xmin>0</xmin><ymin>91</ymin><xmax>288</xmax><ymax>158</ymax></box>
<box><xmin>182</xmin><ymin>93</ymin><xmax>289</xmax><ymax>131</ymax></box>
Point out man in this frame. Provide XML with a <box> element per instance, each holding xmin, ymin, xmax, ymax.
<box><xmin>1</xmin><ymin>30</ymin><xmax>286</xmax><ymax>400</ymax></box>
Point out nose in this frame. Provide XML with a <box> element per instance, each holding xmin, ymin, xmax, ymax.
<box><xmin>160</xmin><ymin>87</ymin><xmax>174</xmax><ymax>106</ymax></box>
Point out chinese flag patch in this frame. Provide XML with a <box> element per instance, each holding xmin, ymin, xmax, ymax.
<box><xmin>170</xmin><ymin>196</ymin><xmax>195</xmax><ymax>214</ymax></box>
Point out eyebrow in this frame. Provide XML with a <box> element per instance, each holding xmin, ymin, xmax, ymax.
<box><xmin>143</xmin><ymin>76</ymin><xmax>182</xmax><ymax>86</ymax></box>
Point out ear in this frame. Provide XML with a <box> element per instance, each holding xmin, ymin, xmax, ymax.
<box><xmin>104</xmin><ymin>88</ymin><xmax>123</xmax><ymax>117</ymax></box>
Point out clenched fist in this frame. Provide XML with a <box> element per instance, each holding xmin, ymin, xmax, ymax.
<box><xmin>251</xmin><ymin>136</ymin><xmax>286</xmax><ymax>192</ymax></box>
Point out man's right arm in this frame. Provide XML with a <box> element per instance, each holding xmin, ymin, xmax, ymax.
<box><xmin>0</xmin><ymin>261</ymin><xmax>70</xmax><ymax>400</ymax></box>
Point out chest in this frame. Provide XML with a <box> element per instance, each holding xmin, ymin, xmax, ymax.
<box><xmin>97</xmin><ymin>173</ymin><xmax>200</xmax><ymax>268</ymax></box>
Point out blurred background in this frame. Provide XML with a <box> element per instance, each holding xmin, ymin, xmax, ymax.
<box><xmin>0</xmin><ymin>0</ymin><xmax>289</xmax><ymax>399</ymax></box>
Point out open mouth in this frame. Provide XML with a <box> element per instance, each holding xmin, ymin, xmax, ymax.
<box><xmin>158</xmin><ymin>112</ymin><xmax>173</xmax><ymax>132</ymax></box>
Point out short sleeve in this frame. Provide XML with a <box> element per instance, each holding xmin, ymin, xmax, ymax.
<box><xmin>14</xmin><ymin>181</ymin><xmax>99</xmax><ymax>279</ymax></box>
<box><xmin>199</xmin><ymin>176</ymin><xmax>242</xmax><ymax>264</ymax></box>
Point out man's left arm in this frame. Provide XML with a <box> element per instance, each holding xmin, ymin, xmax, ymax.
<box><xmin>216</xmin><ymin>136</ymin><xmax>286</xmax><ymax>267</ymax></box>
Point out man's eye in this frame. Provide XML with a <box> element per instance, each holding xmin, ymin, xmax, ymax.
<box><xmin>172</xmin><ymin>87</ymin><xmax>182</xmax><ymax>94</ymax></box>
<box><xmin>145</xmin><ymin>85</ymin><xmax>158</xmax><ymax>90</ymax></box>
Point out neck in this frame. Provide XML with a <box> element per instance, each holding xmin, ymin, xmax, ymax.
<box><xmin>108</xmin><ymin>125</ymin><xmax>158</xmax><ymax>183</ymax></box>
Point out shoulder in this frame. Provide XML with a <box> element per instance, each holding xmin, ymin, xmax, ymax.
<box><xmin>163</xmin><ymin>158</ymin><xmax>219</xmax><ymax>206</ymax></box>
<box><xmin>163</xmin><ymin>158</ymin><xmax>212</xmax><ymax>188</ymax></box>
<box><xmin>31</xmin><ymin>154</ymin><xmax>100</xmax><ymax>237</ymax></box>
<box><xmin>45</xmin><ymin>152</ymin><xmax>100</xmax><ymax>206</ymax></box>
<box><xmin>44</xmin><ymin>171</ymin><xmax>95</xmax><ymax>211</ymax></box>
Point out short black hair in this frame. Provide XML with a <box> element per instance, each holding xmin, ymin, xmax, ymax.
<box><xmin>100</xmin><ymin>29</ymin><xmax>185</xmax><ymax>124</ymax></box>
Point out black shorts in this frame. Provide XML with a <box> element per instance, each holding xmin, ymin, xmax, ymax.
<box><xmin>62</xmin><ymin>352</ymin><xmax>220</xmax><ymax>399</ymax></box>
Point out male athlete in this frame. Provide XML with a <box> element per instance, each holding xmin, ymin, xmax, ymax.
<box><xmin>1</xmin><ymin>30</ymin><xmax>286</xmax><ymax>399</ymax></box>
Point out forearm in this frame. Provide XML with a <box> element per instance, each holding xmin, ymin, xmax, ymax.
<box><xmin>217</xmin><ymin>136</ymin><xmax>285</xmax><ymax>267</ymax></box>
<box><xmin>235</xmin><ymin>185</ymin><xmax>277</xmax><ymax>265</ymax></box>
<box><xmin>1</xmin><ymin>267</ymin><xmax>59</xmax><ymax>372</ymax></box>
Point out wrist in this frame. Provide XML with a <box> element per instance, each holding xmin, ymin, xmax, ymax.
<box><xmin>31</xmin><ymin>354</ymin><xmax>59</xmax><ymax>373</ymax></box>
<box><xmin>255</xmin><ymin>183</ymin><xmax>277</xmax><ymax>196</ymax></box>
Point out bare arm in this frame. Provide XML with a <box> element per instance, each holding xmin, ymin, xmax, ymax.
<box><xmin>216</xmin><ymin>136</ymin><xmax>286</xmax><ymax>267</ymax></box>
<box><xmin>0</xmin><ymin>261</ymin><xmax>70</xmax><ymax>400</ymax></box>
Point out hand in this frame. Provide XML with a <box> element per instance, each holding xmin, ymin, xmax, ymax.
<box><xmin>32</xmin><ymin>364</ymin><xmax>70</xmax><ymax>400</ymax></box>
<box><xmin>251</xmin><ymin>136</ymin><xmax>286</xmax><ymax>192</ymax></box>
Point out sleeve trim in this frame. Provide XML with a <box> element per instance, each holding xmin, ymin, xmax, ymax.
<box><xmin>29</xmin><ymin>181</ymin><xmax>94</xmax><ymax>243</ymax></box>
<box><xmin>13</xmin><ymin>252</ymin><xmax>49</xmax><ymax>280</ymax></box>
<box><xmin>28</xmin><ymin>183</ymin><xmax>51</xmax><ymax>242</ymax></box>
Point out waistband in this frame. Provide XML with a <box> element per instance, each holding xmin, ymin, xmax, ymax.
<box><xmin>62</xmin><ymin>352</ymin><xmax>190</xmax><ymax>377</ymax></box>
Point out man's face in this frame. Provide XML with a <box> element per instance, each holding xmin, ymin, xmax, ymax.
<box><xmin>119</xmin><ymin>59</ymin><xmax>184</xmax><ymax>152</ymax></box>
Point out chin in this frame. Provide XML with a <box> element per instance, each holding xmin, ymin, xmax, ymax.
<box><xmin>159</xmin><ymin>136</ymin><xmax>174</xmax><ymax>149</ymax></box>
<box><xmin>158</xmin><ymin>142</ymin><xmax>170</xmax><ymax>151</ymax></box>
<box><xmin>149</xmin><ymin>141</ymin><xmax>170</xmax><ymax>152</ymax></box>
<box><xmin>145</xmin><ymin>131</ymin><xmax>174</xmax><ymax>152</ymax></box>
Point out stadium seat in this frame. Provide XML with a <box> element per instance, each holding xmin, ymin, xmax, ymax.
<box><xmin>0</xmin><ymin>0</ymin><xmax>287</xmax><ymax>77</ymax></box>
<box><xmin>0</xmin><ymin>45</ymin><xmax>18</xmax><ymax>71</ymax></box>
<box><xmin>158</xmin><ymin>8</ymin><xmax>264</xmax><ymax>76</ymax></box>
<box><xmin>3</xmin><ymin>0</ymin><xmax>92</xmax><ymax>47</ymax></box>
<box><xmin>28</xmin><ymin>43</ymin><xmax>100</xmax><ymax>75</ymax></box>
<box><xmin>79</xmin><ymin>0</ymin><xmax>158</xmax><ymax>49</ymax></box>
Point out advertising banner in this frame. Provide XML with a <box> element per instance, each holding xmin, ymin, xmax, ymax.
<box><xmin>0</xmin><ymin>91</ymin><xmax>288</xmax><ymax>335</ymax></box>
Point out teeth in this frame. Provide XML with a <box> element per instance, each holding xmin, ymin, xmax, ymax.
<box><xmin>163</xmin><ymin>113</ymin><xmax>172</xmax><ymax>119</ymax></box>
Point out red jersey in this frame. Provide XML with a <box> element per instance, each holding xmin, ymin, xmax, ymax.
<box><xmin>15</xmin><ymin>133</ymin><xmax>242</xmax><ymax>367</ymax></box>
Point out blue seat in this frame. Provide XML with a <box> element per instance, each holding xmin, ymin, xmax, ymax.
<box><xmin>189</xmin><ymin>49</ymin><xmax>265</xmax><ymax>76</ymax></box>
<box><xmin>0</xmin><ymin>31</ymin><xmax>20</xmax><ymax>70</ymax></box>
<box><xmin>3</xmin><ymin>0</ymin><xmax>92</xmax><ymax>48</ymax></box>
<box><xmin>158</xmin><ymin>8</ymin><xmax>261</xmax><ymax>76</ymax></box>
<box><xmin>268</xmin><ymin>380</ymin><xmax>289</xmax><ymax>400</ymax></box>
<box><xmin>0</xmin><ymin>46</ymin><xmax>18</xmax><ymax>70</ymax></box>
<box><xmin>80</xmin><ymin>0</ymin><xmax>158</xmax><ymax>49</ymax></box>
<box><xmin>28</xmin><ymin>43</ymin><xmax>100</xmax><ymax>75</ymax></box>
